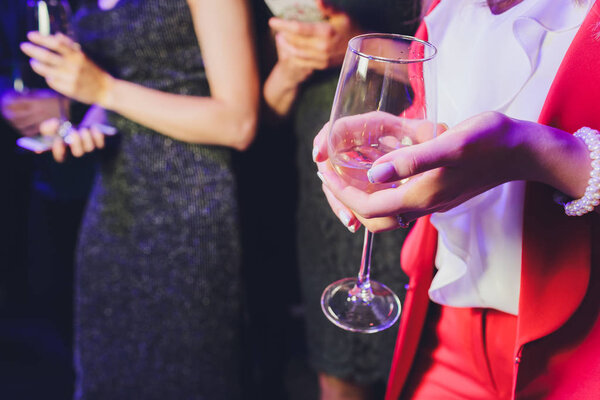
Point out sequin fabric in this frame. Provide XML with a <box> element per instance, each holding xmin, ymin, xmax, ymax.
<box><xmin>71</xmin><ymin>1</ymin><xmax>242</xmax><ymax>398</ymax></box>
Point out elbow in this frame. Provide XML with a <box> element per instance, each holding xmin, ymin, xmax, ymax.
<box><xmin>230</xmin><ymin>111</ymin><xmax>258</xmax><ymax>151</ymax></box>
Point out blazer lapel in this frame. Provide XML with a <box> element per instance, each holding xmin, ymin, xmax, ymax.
<box><xmin>518</xmin><ymin>0</ymin><xmax>600</xmax><ymax>347</ymax></box>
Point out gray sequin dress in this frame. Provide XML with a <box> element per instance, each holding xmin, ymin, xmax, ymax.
<box><xmin>71</xmin><ymin>1</ymin><xmax>242</xmax><ymax>398</ymax></box>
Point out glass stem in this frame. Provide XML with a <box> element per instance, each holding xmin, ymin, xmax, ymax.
<box><xmin>58</xmin><ymin>95</ymin><xmax>68</xmax><ymax>121</ymax></box>
<box><xmin>350</xmin><ymin>228</ymin><xmax>374</xmax><ymax>301</ymax></box>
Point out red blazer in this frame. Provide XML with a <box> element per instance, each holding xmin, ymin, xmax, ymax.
<box><xmin>385</xmin><ymin>1</ymin><xmax>600</xmax><ymax>399</ymax></box>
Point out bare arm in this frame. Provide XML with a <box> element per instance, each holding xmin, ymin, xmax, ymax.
<box><xmin>102</xmin><ymin>0</ymin><xmax>259</xmax><ymax>150</ymax></box>
<box><xmin>23</xmin><ymin>0</ymin><xmax>259</xmax><ymax>151</ymax></box>
<box><xmin>312</xmin><ymin>112</ymin><xmax>597</xmax><ymax>233</ymax></box>
<box><xmin>263</xmin><ymin>11</ymin><xmax>364</xmax><ymax>118</ymax></box>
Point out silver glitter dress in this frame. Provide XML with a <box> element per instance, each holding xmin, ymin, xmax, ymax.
<box><xmin>71</xmin><ymin>1</ymin><xmax>242</xmax><ymax>398</ymax></box>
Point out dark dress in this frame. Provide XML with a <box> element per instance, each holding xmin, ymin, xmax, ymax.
<box><xmin>293</xmin><ymin>1</ymin><xmax>420</xmax><ymax>385</ymax></box>
<box><xmin>71</xmin><ymin>1</ymin><xmax>242</xmax><ymax>399</ymax></box>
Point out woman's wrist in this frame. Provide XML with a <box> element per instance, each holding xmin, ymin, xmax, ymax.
<box><xmin>523</xmin><ymin>120</ymin><xmax>591</xmax><ymax>199</ymax></box>
<box><xmin>263</xmin><ymin>62</ymin><xmax>303</xmax><ymax>116</ymax></box>
<box><xmin>97</xmin><ymin>73</ymin><xmax>116</xmax><ymax>110</ymax></box>
<box><xmin>272</xmin><ymin>61</ymin><xmax>308</xmax><ymax>90</ymax></box>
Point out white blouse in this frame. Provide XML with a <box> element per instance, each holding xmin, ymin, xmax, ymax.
<box><xmin>424</xmin><ymin>0</ymin><xmax>591</xmax><ymax>315</ymax></box>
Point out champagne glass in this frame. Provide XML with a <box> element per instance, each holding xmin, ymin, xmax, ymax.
<box><xmin>320</xmin><ymin>33</ymin><xmax>437</xmax><ymax>333</ymax></box>
<box><xmin>15</xmin><ymin>0</ymin><xmax>73</xmax><ymax>92</ymax></box>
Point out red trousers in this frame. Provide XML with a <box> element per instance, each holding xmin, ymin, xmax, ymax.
<box><xmin>402</xmin><ymin>303</ymin><xmax>518</xmax><ymax>399</ymax></box>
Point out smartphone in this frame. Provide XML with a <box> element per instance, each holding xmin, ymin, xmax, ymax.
<box><xmin>264</xmin><ymin>0</ymin><xmax>324</xmax><ymax>22</ymax></box>
<box><xmin>16</xmin><ymin>123</ymin><xmax>117</xmax><ymax>154</ymax></box>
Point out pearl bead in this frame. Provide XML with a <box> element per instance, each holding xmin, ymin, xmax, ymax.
<box><xmin>565</xmin><ymin>127</ymin><xmax>600</xmax><ymax>216</ymax></box>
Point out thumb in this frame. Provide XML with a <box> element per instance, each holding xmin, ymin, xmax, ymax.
<box><xmin>367</xmin><ymin>124</ymin><xmax>455</xmax><ymax>183</ymax></box>
<box><xmin>39</xmin><ymin>118</ymin><xmax>61</xmax><ymax>136</ymax></box>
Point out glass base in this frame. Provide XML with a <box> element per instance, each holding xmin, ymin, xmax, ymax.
<box><xmin>321</xmin><ymin>277</ymin><xmax>401</xmax><ymax>333</ymax></box>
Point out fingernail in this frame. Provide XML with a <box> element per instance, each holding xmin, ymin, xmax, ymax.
<box><xmin>312</xmin><ymin>146</ymin><xmax>319</xmax><ymax>162</ymax></box>
<box><xmin>339</xmin><ymin>211</ymin><xmax>358</xmax><ymax>233</ymax></box>
<box><xmin>339</xmin><ymin>210</ymin><xmax>351</xmax><ymax>227</ymax></box>
<box><xmin>367</xmin><ymin>162</ymin><xmax>395</xmax><ymax>183</ymax></box>
<box><xmin>316</xmin><ymin>171</ymin><xmax>326</xmax><ymax>184</ymax></box>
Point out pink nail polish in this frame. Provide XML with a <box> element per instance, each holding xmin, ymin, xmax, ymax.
<box><xmin>367</xmin><ymin>162</ymin><xmax>395</xmax><ymax>183</ymax></box>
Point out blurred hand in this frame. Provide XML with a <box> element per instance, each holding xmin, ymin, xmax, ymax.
<box><xmin>20</xmin><ymin>32</ymin><xmax>113</xmax><ymax>106</ymax></box>
<box><xmin>40</xmin><ymin>118</ymin><xmax>105</xmax><ymax>163</ymax></box>
<box><xmin>1</xmin><ymin>89</ymin><xmax>68</xmax><ymax>137</ymax></box>
<box><xmin>268</xmin><ymin>5</ymin><xmax>363</xmax><ymax>78</ymax></box>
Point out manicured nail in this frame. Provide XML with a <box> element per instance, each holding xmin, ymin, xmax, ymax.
<box><xmin>312</xmin><ymin>146</ymin><xmax>319</xmax><ymax>162</ymax></box>
<box><xmin>339</xmin><ymin>210</ymin><xmax>351</xmax><ymax>226</ymax></box>
<box><xmin>316</xmin><ymin>171</ymin><xmax>326</xmax><ymax>184</ymax></box>
<box><xmin>339</xmin><ymin>210</ymin><xmax>358</xmax><ymax>233</ymax></box>
<box><xmin>367</xmin><ymin>162</ymin><xmax>395</xmax><ymax>183</ymax></box>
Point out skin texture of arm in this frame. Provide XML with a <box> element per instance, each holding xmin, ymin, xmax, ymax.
<box><xmin>22</xmin><ymin>0</ymin><xmax>259</xmax><ymax>152</ymax></box>
<box><xmin>312</xmin><ymin>112</ymin><xmax>597</xmax><ymax>232</ymax></box>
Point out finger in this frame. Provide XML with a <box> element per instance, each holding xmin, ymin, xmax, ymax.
<box><xmin>367</xmin><ymin>128</ymin><xmax>460</xmax><ymax>184</ymax></box>
<box><xmin>353</xmin><ymin>213</ymin><xmax>400</xmax><ymax>233</ymax></box>
<box><xmin>90</xmin><ymin>126</ymin><xmax>105</xmax><ymax>149</ymax></box>
<box><xmin>1</xmin><ymin>98</ymin><xmax>32</xmax><ymax>113</ymax></box>
<box><xmin>321</xmin><ymin>180</ymin><xmax>361</xmax><ymax>233</ymax></box>
<box><xmin>55</xmin><ymin>32</ymin><xmax>81</xmax><ymax>51</ymax></box>
<box><xmin>67</xmin><ymin>131</ymin><xmax>84</xmax><ymax>157</ymax></box>
<box><xmin>39</xmin><ymin>118</ymin><xmax>61</xmax><ymax>136</ymax></box>
<box><xmin>4</xmin><ymin>111</ymin><xmax>37</xmax><ymax>127</ymax></box>
<box><xmin>312</xmin><ymin>122</ymin><xmax>330</xmax><ymax>162</ymax></box>
<box><xmin>20</xmin><ymin>123</ymin><xmax>41</xmax><ymax>137</ymax></box>
<box><xmin>52</xmin><ymin>136</ymin><xmax>67</xmax><ymax>162</ymax></box>
<box><xmin>280</xmin><ymin>24</ymin><xmax>334</xmax><ymax>50</ymax></box>
<box><xmin>13</xmin><ymin>115</ymin><xmax>40</xmax><ymax>131</ymax></box>
<box><xmin>29</xmin><ymin>59</ymin><xmax>54</xmax><ymax>79</ymax></box>
<box><xmin>276</xmin><ymin>34</ymin><xmax>328</xmax><ymax>66</ymax></box>
<box><xmin>77</xmin><ymin>127</ymin><xmax>95</xmax><ymax>153</ymax></box>
<box><xmin>284</xmin><ymin>55</ymin><xmax>327</xmax><ymax>71</ymax></box>
<box><xmin>20</xmin><ymin>42</ymin><xmax>63</xmax><ymax>66</ymax></box>
<box><xmin>317</xmin><ymin>160</ymin><xmax>373</xmax><ymax>212</ymax></box>
<box><xmin>29</xmin><ymin>60</ymin><xmax>75</xmax><ymax>84</ymax></box>
<box><xmin>320</xmin><ymin>165</ymin><xmax>407</xmax><ymax>232</ymax></box>
<box><xmin>26</xmin><ymin>31</ymin><xmax>78</xmax><ymax>55</ymax></box>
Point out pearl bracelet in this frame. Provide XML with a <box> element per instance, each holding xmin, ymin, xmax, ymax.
<box><xmin>563</xmin><ymin>127</ymin><xmax>600</xmax><ymax>216</ymax></box>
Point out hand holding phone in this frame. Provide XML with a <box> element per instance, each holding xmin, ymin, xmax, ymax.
<box><xmin>17</xmin><ymin>123</ymin><xmax>117</xmax><ymax>154</ymax></box>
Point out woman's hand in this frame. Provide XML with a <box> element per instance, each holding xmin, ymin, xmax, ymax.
<box><xmin>1</xmin><ymin>89</ymin><xmax>68</xmax><ymax>137</ymax></box>
<box><xmin>313</xmin><ymin>111</ymin><xmax>592</xmax><ymax>232</ymax></box>
<box><xmin>269</xmin><ymin>8</ymin><xmax>363</xmax><ymax>73</ymax></box>
<box><xmin>20</xmin><ymin>32</ymin><xmax>113</xmax><ymax>106</ymax></box>
<box><xmin>39</xmin><ymin>118</ymin><xmax>105</xmax><ymax>163</ymax></box>
<box><xmin>263</xmin><ymin>3</ymin><xmax>363</xmax><ymax>117</ymax></box>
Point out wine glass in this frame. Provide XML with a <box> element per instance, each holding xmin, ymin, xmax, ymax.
<box><xmin>15</xmin><ymin>0</ymin><xmax>73</xmax><ymax>91</ymax></box>
<box><xmin>320</xmin><ymin>33</ymin><xmax>437</xmax><ymax>333</ymax></box>
<box><xmin>12</xmin><ymin>0</ymin><xmax>73</xmax><ymax>143</ymax></box>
